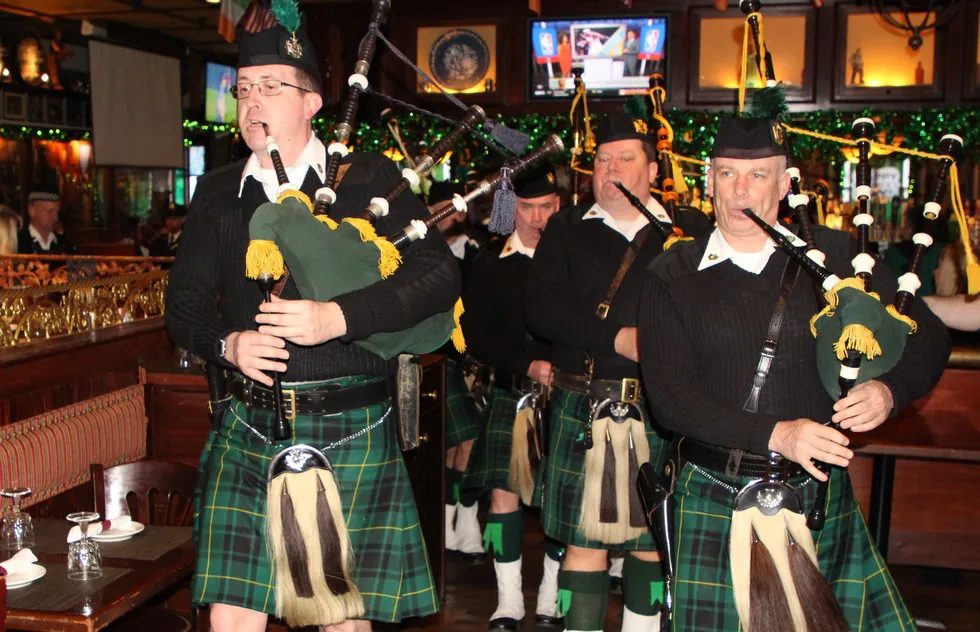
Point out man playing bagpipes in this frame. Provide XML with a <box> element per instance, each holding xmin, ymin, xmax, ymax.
<box><xmin>637</xmin><ymin>115</ymin><xmax>951</xmax><ymax>631</ymax></box>
<box><xmin>165</xmin><ymin>17</ymin><xmax>457</xmax><ymax>632</ymax></box>
<box><xmin>459</xmin><ymin>165</ymin><xmax>565</xmax><ymax>630</ymax></box>
<box><xmin>526</xmin><ymin>113</ymin><xmax>712</xmax><ymax>632</ymax></box>
<box><xmin>427</xmin><ymin>180</ymin><xmax>489</xmax><ymax>562</ymax></box>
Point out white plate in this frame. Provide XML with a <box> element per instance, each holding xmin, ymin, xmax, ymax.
<box><xmin>5</xmin><ymin>564</ymin><xmax>46</xmax><ymax>589</ymax></box>
<box><xmin>91</xmin><ymin>521</ymin><xmax>145</xmax><ymax>542</ymax></box>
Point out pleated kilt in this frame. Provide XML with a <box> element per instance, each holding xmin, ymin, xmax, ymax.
<box><xmin>445</xmin><ymin>360</ymin><xmax>483</xmax><ymax>448</ymax></box>
<box><xmin>540</xmin><ymin>387</ymin><xmax>668</xmax><ymax>550</ymax></box>
<box><xmin>191</xmin><ymin>377</ymin><xmax>439</xmax><ymax>623</ymax></box>
<box><xmin>671</xmin><ymin>462</ymin><xmax>916</xmax><ymax>631</ymax></box>
<box><xmin>462</xmin><ymin>386</ymin><xmax>522</xmax><ymax>498</ymax></box>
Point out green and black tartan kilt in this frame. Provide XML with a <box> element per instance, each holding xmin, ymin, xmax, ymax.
<box><xmin>445</xmin><ymin>360</ymin><xmax>483</xmax><ymax>448</ymax></box>
<box><xmin>540</xmin><ymin>387</ymin><xmax>668</xmax><ymax>550</ymax></box>
<box><xmin>191</xmin><ymin>377</ymin><xmax>439</xmax><ymax>623</ymax></box>
<box><xmin>462</xmin><ymin>386</ymin><xmax>521</xmax><ymax>498</ymax></box>
<box><xmin>671</xmin><ymin>462</ymin><xmax>916</xmax><ymax>631</ymax></box>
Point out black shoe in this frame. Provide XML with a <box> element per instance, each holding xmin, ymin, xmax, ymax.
<box><xmin>535</xmin><ymin>614</ymin><xmax>564</xmax><ymax>628</ymax></box>
<box><xmin>456</xmin><ymin>550</ymin><xmax>488</xmax><ymax>565</ymax></box>
<box><xmin>489</xmin><ymin>616</ymin><xmax>522</xmax><ymax>630</ymax></box>
<box><xmin>609</xmin><ymin>576</ymin><xmax>623</xmax><ymax>595</ymax></box>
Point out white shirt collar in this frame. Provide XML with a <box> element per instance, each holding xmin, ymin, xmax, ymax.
<box><xmin>582</xmin><ymin>196</ymin><xmax>671</xmax><ymax>242</ymax></box>
<box><xmin>238</xmin><ymin>133</ymin><xmax>326</xmax><ymax>201</ymax></box>
<box><xmin>447</xmin><ymin>234</ymin><xmax>479</xmax><ymax>260</ymax></box>
<box><xmin>698</xmin><ymin>222</ymin><xmax>805</xmax><ymax>274</ymax></box>
<box><xmin>29</xmin><ymin>224</ymin><xmax>57</xmax><ymax>250</ymax></box>
<box><xmin>499</xmin><ymin>231</ymin><xmax>536</xmax><ymax>259</ymax></box>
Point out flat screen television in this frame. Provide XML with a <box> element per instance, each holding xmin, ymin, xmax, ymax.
<box><xmin>528</xmin><ymin>16</ymin><xmax>667</xmax><ymax>100</ymax></box>
<box><xmin>205</xmin><ymin>62</ymin><xmax>237</xmax><ymax>124</ymax></box>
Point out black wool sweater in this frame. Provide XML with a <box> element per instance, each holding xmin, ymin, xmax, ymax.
<box><xmin>461</xmin><ymin>240</ymin><xmax>550</xmax><ymax>377</ymax></box>
<box><xmin>638</xmin><ymin>226</ymin><xmax>951</xmax><ymax>456</ymax></box>
<box><xmin>165</xmin><ymin>151</ymin><xmax>461</xmax><ymax>381</ymax></box>
<box><xmin>527</xmin><ymin>204</ymin><xmax>712</xmax><ymax>380</ymax></box>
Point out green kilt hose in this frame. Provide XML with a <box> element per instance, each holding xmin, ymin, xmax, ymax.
<box><xmin>445</xmin><ymin>359</ymin><xmax>483</xmax><ymax>448</ymax></box>
<box><xmin>541</xmin><ymin>387</ymin><xmax>668</xmax><ymax>550</ymax></box>
<box><xmin>671</xmin><ymin>462</ymin><xmax>916</xmax><ymax>631</ymax></box>
<box><xmin>462</xmin><ymin>386</ymin><xmax>521</xmax><ymax>497</ymax></box>
<box><xmin>192</xmin><ymin>377</ymin><xmax>439</xmax><ymax>623</ymax></box>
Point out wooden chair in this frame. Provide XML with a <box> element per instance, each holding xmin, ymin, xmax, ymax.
<box><xmin>92</xmin><ymin>460</ymin><xmax>197</xmax><ymax>527</ymax></box>
<box><xmin>92</xmin><ymin>460</ymin><xmax>198</xmax><ymax>632</ymax></box>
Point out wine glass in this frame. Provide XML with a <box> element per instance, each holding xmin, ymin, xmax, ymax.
<box><xmin>66</xmin><ymin>511</ymin><xmax>102</xmax><ymax>580</ymax></box>
<box><xmin>1</xmin><ymin>487</ymin><xmax>35</xmax><ymax>551</ymax></box>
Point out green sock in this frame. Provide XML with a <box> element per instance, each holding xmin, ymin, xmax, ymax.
<box><xmin>445</xmin><ymin>467</ymin><xmax>461</xmax><ymax>505</ymax></box>
<box><xmin>623</xmin><ymin>554</ymin><xmax>665</xmax><ymax>615</ymax></box>
<box><xmin>484</xmin><ymin>510</ymin><xmax>522</xmax><ymax>563</ymax></box>
<box><xmin>557</xmin><ymin>570</ymin><xmax>609</xmax><ymax>630</ymax></box>
<box><xmin>545</xmin><ymin>538</ymin><xmax>566</xmax><ymax>563</ymax></box>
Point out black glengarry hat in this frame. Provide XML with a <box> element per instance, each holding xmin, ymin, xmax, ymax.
<box><xmin>514</xmin><ymin>164</ymin><xmax>560</xmax><ymax>199</ymax></box>
<box><xmin>238</xmin><ymin>0</ymin><xmax>318</xmax><ymax>79</ymax></box>
<box><xmin>594</xmin><ymin>113</ymin><xmax>655</xmax><ymax>154</ymax></box>
<box><xmin>711</xmin><ymin>116</ymin><xmax>790</xmax><ymax>160</ymax></box>
<box><xmin>28</xmin><ymin>185</ymin><xmax>59</xmax><ymax>204</ymax></box>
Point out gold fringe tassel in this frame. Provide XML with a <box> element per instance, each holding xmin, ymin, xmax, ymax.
<box><xmin>315</xmin><ymin>215</ymin><xmax>339</xmax><ymax>230</ymax></box>
<box><xmin>374</xmin><ymin>237</ymin><xmax>402</xmax><ymax>279</ymax></box>
<box><xmin>343</xmin><ymin>217</ymin><xmax>379</xmax><ymax>243</ymax></box>
<box><xmin>245</xmin><ymin>239</ymin><xmax>285</xmax><ymax>280</ymax></box>
<box><xmin>949</xmin><ymin>165</ymin><xmax>980</xmax><ymax>294</ymax></box>
<box><xmin>663</xmin><ymin>234</ymin><xmax>693</xmax><ymax>251</ymax></box>
<box><xmin>834</xmin><ymin>323</ymin><xmax>882</xmax><ymax>361</ymax></box>
<box><xmin>451</xmin><ymin>298</ymin><xmax>466</xmax><ymax>353</ymax></box>
<box><xmin>277</xmin><ymin>189</ymin><xmax>314</xmax><ymax>213</ymax></box>
<box><xmin>885</xmin><ymin>304</ymin><xmax>918</xmax><ymax>334</ymax></box>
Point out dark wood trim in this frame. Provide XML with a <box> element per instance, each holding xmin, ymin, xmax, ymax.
<box><xmin>833</xmin><ymin>3</ymin><xmax>946</xmax><ymax>103</ymax></box>
<box><xmin>964</xmin><ymin>0</ymin><xmax>980</xmax><ymax>100</ymax></box>
<box><xmin>688</xmin><ymin>4</ymin><xmax>817</xmax><ymax>106</ymax></box>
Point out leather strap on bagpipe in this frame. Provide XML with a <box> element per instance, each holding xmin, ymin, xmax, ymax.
<box><xmin>648</xmin><ymin>73</ymin><xmax>679</xmax><ymax>216</ymax></box>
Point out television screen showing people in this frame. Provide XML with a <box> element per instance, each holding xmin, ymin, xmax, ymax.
<box><xmin>529</xmin><ymin>17</ymin><xmax>667</xmax><ymax>99</ymax></box>
<box><xmin>205</xmin><ymin>62</ymin><xmax>237</xmax><ymax>124</ymax></box>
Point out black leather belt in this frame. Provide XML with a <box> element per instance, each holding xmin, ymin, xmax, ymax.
<box><xmin>552</xmin><ymin>368</ymin><xmax>641</xmax><ymax>403</ymax></box>
<box><xmin>230</xmin><ymin>376</ymin><xmax>391</xmax><ymax>419</ymax></box>
<box><xmin>677</xmin><ymin>439</ymin><xmax>803</xmax><ymax>479</ymax></box>
<box><xmin>493</xmin><ymin>369</ymin><xmax>536</xmax><ymax>395</ymax></box>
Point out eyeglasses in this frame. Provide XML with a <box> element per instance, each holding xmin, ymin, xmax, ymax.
<box><xmin>231</xmin><ymin>79</ymin><xmax>310</xmax><ymax>99</ymax></box>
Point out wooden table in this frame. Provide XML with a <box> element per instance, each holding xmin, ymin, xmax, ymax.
<box><xmin>3</xmin><ymin>519</ymin><xmax>194</xmax><ymax>631</ymax></box>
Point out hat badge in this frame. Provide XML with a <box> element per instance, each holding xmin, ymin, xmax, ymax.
<box><xmin>547</xmin><ymin>173</ymin><xmax>556</xmax><ymax>184</ymax></box>
<box><xmin>633</xmin><ymin>119</ymin><xmax>649</xmax><ymax>135</ymax></box>
<box><xmin>772</xmin><ymin>123</ymin><xmax>786</xmax><ymax>146</ymax></box>
<box><xmin>285</xmin><ymin>33</ymin><xmax>303</xmax><ymax>59</ymax></box>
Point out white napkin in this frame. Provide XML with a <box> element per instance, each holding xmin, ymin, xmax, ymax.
<box><xmin>67</xmin><ymin>515</ymin><xmax>134</xmax><ymax>543</ymax></box>
<box><xmin>0</xmin><ymin>548</ymin><xmax>38</xmax><ymax>577</ymax></box>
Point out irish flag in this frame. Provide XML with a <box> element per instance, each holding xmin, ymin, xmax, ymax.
<box><xmin>218</xmin><ymin>0</ymin><xmax>250</xmax><ymax>43</ymax></box>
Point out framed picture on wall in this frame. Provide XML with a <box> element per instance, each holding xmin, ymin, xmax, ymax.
<box><xmin>2</xmin><ymin>92</ymin><xmax>26</xmax><ymax>121</ymax></box>
<box><xmin>689</xmin><ymin>5</ymin><xmax>816</xmax><ymax>105</ymax></box>
<box><xmin>834</xmin><ymin>4</ymin><xmax>946</xmax><ymax>102</ymax></box>
<box><xmin>27</xmin><ymin>94</ymin><xmax>44</xmax><ymax>123</ymax></box>
<box><xmin>416</xmin><ymin>24</ymin><xmax>499</xmax><ymax>97</ymax></box>
<box><xmin>46</xmin><ymin>95</ymin><xmax>66</xmax><ymax>125</ymax></box>
<box><xmin>66</xmin><ymin>97</ymin><xmax>87</xmax><ymax>127</ymax></box>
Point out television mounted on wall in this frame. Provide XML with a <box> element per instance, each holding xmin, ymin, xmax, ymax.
<box><xmin>528</xmin><ymin>15</ymin><xmax>667</xmax><ymax>100</ymax></box>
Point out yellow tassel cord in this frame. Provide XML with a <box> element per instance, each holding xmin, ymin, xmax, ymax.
<box><xmin>663</xmin><ymin>234</ymin><xmax>693</xmax><ymax>251</ymax></box>
<box><xmin>834</xmin><ymin>323</ymin><xmax>883</xmax><ymax>361</ymax></box>
<box><xmin>950</xmin><ymin>165</ymin><xmax>980</xmax><ymax>294</ymax></box>
<box><xmin>374</xmin><ymin>237</ymin><xmax>402</xmax><ymax>279</ymax></box>
<box><xmin>809</xmin><ymin>277</ymin><xmax>868</xmax><ymax>336</ymax></box>
<box><xmin>245</xmin><ymin>239</ymin><xmax>285</xmax><ymax>280</ymax></box>
<box><xmin>451</xmin><ymin>298</ymin><xmax>466</xmax><ymax>353</ymax></box>
<box><xmin>569</xmin><ymin>82</ymin><xmax>596</xmax><ymax>177</ymax></box>
<box><xmin>886</xmin><ymin>304</ymin><xmax>919</xmax><ymax>335</ymax></box>
<box><xmin>315</xmin><ymin>215</ymin><xmax>339</xmax><ymax>230</ymax></box>
<box><xmin>341</xmin><ymin>218</ymin><xmax>402</xmax><ymax>278</ymax></box>
<box><xmin>737</xmin><ymin>13</ymin><xmax>772</xmax><ymax>114</ymax></box>
<box><xmin>277</xmin><ymin>189</ymin><xmax>314</xmax><ymax>214</ymax></box>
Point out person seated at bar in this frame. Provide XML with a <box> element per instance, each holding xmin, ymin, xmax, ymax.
<box><xmin>148</xmin><ymin>206</ymin><xmax>186</xmax><ymax>259</ymax></box>
<box><xmin>17</xmin><ymin>187</ymin><xmax>75</xmax><ymax>255</ymax></box>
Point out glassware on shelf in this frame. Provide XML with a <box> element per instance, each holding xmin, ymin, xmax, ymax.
<box><xmin>66</xmin><ymin>511</ymin><xmax>103</xmax><ymax>580</ymax></box>
<box><xmin>1</xmin><ymin>487</ymin><xmax>35</xmax><ymax>551</ymax></box>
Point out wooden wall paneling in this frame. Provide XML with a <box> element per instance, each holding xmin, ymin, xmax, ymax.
<box><xmin>964</xmin><ymin>0</ymin><xmax>980</xmax><ymax>100</ymax></box>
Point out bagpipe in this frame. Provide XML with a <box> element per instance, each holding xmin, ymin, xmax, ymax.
<box><xmin>613</xmin><ymin>182</ymin><xmax>693</xmax><ymax>251</ymax></box>
<box><xmin>233</xmin><ymin>0</ymin><xmax>560</xmax><ymax>626</ymax></box>
<box><xmin>647</xmin><ymin>73</ymin><xmax>684</xmax><ymax>219</ymax></box>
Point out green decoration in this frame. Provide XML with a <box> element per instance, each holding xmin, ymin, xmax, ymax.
<box><xmin>556</xmin><ymin>589</ymin><xmax>572</xmax><ymax>617</ymax></box>
<box><xmin>271</xmin><ymin>0</ymin><xmax>302</xmax><ymax>34</ymax></box>
<box><xmin>624</xmin><ymin>95</ymin><xmax>648</xmax><ymax>121</ymax></box>
<box><xmin>651</xmin><ymin>579</ymin><xmax>665</xmax><ymax>610</ymax></box>
<box><xmin>483</xmin><ymin>522</ymin><xmax>503</xmax><ymax>557</ymax></box>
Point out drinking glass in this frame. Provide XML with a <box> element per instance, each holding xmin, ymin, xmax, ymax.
<box><xmin>66</xmin><ymin>511</ymin><xmax>103</xmax><ymax>580</ymax></box>
<box><xmin>1</xmin><ymin>487</ymin><xmax>35</xmax><ymax>551</ymax></box>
